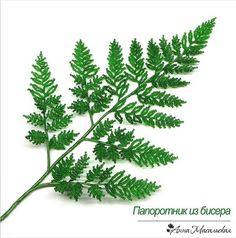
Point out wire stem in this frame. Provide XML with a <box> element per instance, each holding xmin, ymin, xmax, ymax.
<box><xmin>0</xmin><ymin>183</ymin><xmax>55</xmax><ymax>222</ymax></box>
<box><xmin>88</xmin><ymin>108</ymin><xmax>94</xmax><ymax>125</ymax></box>
<box><xmin>42</xmin><ymin>103</ymin><xmax>51</xmax><ymax>171</ymax></box>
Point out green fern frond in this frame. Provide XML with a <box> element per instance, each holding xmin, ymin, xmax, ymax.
<box><xmin>49</xmin><ymin>130</ymin><xmax>78</xmax><ymax>150</ymax></box>
<box><xmin>92</xmin><ymin>119</ymin><xmax>115</xmax><ymax>140</ymax></box>
<box><xmin>69</xmin><ymin>100</ymin><xmax>89</xmax><ymax>114</ymax></box>
<box><xmin>53</xmin><ymin>154</ymin><xmax>89</xmax><ymax>201</ymax></box>
<box><xmin>29</xmin><ymin>52</ymin><xmax>57</xmax><ymax>112</ymax></box>
<box><xmin>86</xmin><ymin>163</ymin><xmax>114</xmax><ymax>182</ymax></box>
<box><xmin>104</xmin><ymin>40</ymin><xmax>129</xmax><ymax>98</ymax></box>
<box><xmin>93</xmin><ymin>137</ymin><xmax>177</xmax><ymax>167</ymax></box>
<box><xmin>0</xmin><ymin>19</ymin><xmax>216</xmax><ymax>222</ymax></box>
<box><xmin>25</xmin><ymin>130</ymin><xmax>47</xmax><ymax>145</ymax></box>
<box><xmin>181</xmin><ymin>17</ymin><xmax>216</xmax><ymax>56</ymax></box>
<box><xmin>150</xmin><ymin>74</ymin><xmax>190</xmax><ymax>89</ymax></box>
<box><xmin>69</xmin><ymin>153</ymin><xmax>90</xmax><ymax>180</ymax></box>
<box><xmin>92</xmin><ymin>126</ymin><xmax>177</xmax><ymax>167</ymax></box>
<box><xmin>52</xmin><ymin>153</ymin><xmax>90</xmax><ymax>182</ymax></box>
<box><xmin>24</xmin><ymin>113</ymin><xmax>44</xmax><ymax>127</ymax></box>
<box><xmin>52</xmin><ymin>154</ymin><xmax>75</xmax><ymax>182</ymax></box>
<box><xmin>70</xmin><ymin>40</ymin><xmax>99</xmax><ymax>116</ymax></box>
<box><xmin>47</xmin><ymin>115</ymin><xmax>73</xmax><ymax>132</ymax></box>
<box><xmin>122</xmin><ymin>138</ymin><xmax>177</xmax><ymax>166</ymax></box>
<box><xmin>107</xmin><ymin>127</ymin><xmax>135</xmax><ymax>147</ymax></box>
<box><xmin>126</xmin><ymin>39</ymin><xmax>148</xmax><ymax>84</ymax></box>
<box><xmin>114</xmin><ymin>102</ymin><xmax>183</xmax><ymax>128</ymax></box>
<box><xmin>90</xmin><ymin>89</ymin><xmax>113</xmax><ymax>114</ymax></box>
<box><xmin>137</xmin><ymin>87</ymin><xmax>186</xmax><ymax>108</ymax></box>
<box><xmin>70</xmin><ymin>40</ymin><xmax>99</xmax><ymax>82</ymax></box>
<box><xmin>105</xmin><ymin>171</ymin><xmax>160</xmax><ymax>200</ymax></box>
<box><xmin>70</xmin><ymin>40</ymin><xmax>113</xmax><ymax>118</ymax></box>
<box><xmin>146</xmin><ymin>39</ymin><xmax>163</xmax><ymax>71</ymax></box>
<box><xmin>54</xmin><ymin>181</ymin><xmax>83</xmax><ymax>201</ymax></box>
<box><xmin>26</xmin><ymin>52</ymin><xmax>73</xmax><ymax>153</ymax></box>
<box><xmin>87</xmin><ymin>184</ymin><xmax>104</xmax><ymax>201</ymax></box>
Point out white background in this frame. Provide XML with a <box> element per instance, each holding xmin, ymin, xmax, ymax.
<box><xmin>1</xmin><ymin>1</ymin><xmax>236</xmax><ymax>237</ymax></box>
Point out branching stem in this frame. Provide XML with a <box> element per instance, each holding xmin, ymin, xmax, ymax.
<box><xmin>0</xmin><ymin>86</ymin><xmax>139</xmax><ymax>222</ymax></box>
<box><xmin>43</xmin><ymin>112</ymin><xmax>51</xmax><ymax>171</ymax></box>
<box><xmin>88</xmin><ymin>109</ymin><xmax>94</xmax><ymax>126</ymax></box>
<box><xmin>0</xmin><ymin>183</ymin><xmax>55</xmax><ymax>222</ymax></box>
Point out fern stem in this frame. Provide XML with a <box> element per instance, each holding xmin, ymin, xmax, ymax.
<box><xmin>41</xmin><ymin>78</ymin><xmax>51</xmax><ymax>170</ymax></box>
<box><xmin>0</xmin><ymin>183</ymin><xmax>55</xmax><ymax>222</ymax></box>
<box><xmin>88</xmin><ymin>108</ymin><xmax>94</xmax><ymax>126</ymax></box>
<box><xmin>44</xmin><ymin>127</ymin><xmax>51</xmax><ymax>171</ymax></box>
<box><xmin>46</xmin><ymin>141</ymin><xmax>51</xmax><ymax>171</ymax></box>
<box><xmin>42</xmin><ymin>101</ymin><xmax>51</xmax><ymax>171</ymax></box>
<box><xmin>85</xmin><ymin>91</ymin><xmax>94</xmax><ymax>126</ymax></box>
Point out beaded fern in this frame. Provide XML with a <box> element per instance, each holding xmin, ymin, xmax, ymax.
<box><xmin>0</xmin><ymin>18</ymin><xmax>216</xmax><ymax>222</ymax></box>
